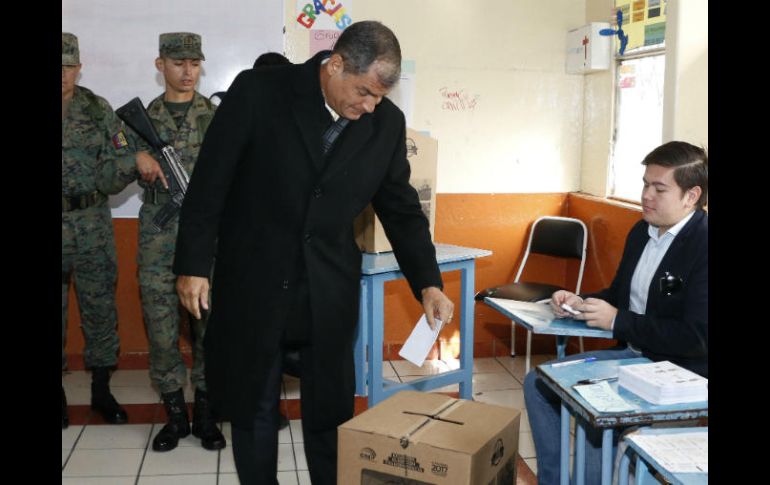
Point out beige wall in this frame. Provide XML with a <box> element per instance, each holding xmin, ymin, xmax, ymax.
<box><xmin>580</xmin><ymin>0</ymin><xmax>614</xmax><ymax>197</ymax></box>
<box><xmin>580</xmin><ymin>0</ymin><xmax>709</xmax><ymax>196</ymax></box>
<box><xmin>283</xmin><ymin>1</ymin><xmax>707</xmax><ymax>196</ymax></box>
<box><xmin>663</xmin><ymin>0</ymin><xmax>708</xmax><ymax>147</ymax></box>
<box><xmin>285</xmin><ymin>1</ymin><xmax>587</xmax><ymax>194</ymax></box>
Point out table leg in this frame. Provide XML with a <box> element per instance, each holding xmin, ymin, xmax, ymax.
<box><xmin>574</xmin><ymin>420</ymin><xmax>586</xmax><ymax>485</ymax></box>
<box><xmin>634</xmin><ymin>455</ymin><xmax>644</xmax><ymax>485</ymax></box>
<box><xmin>601</xmin><ymin>428</ymin><xmax>613</xmax><ymax>485</ymax></box>
<box><xmin>368</xmin><ymin>275</ymin><xmax>386</xmax><ymax>407</ymax></box>
<box><xmin>458</xmin><ymin>261</ymin><xmax>474</xmax><ymax>400</ymax></box>
<box><xmin>354</xmin><ymin>278</ymin><xmax>370</xmax><ymax>396</ymax></box>
<box><xmin>525</xmin><ymin>330</ymin><xmax>532</xmax><ymax>375</ymax></box>
<box><xmin>618</xmin><ymin>452</ymin><xmax>630</xmax><ymax>485</ymax></box>
<box><xmin>560</xmin><ymin>404</ymin><xmax>570</xmax><ymax>485</ymax></box>
<box><xmin>556</xmin><ymin>335</ymin><xmax>569</xmax><ymax>360</ymax></box>
<box><xmin>510</xmin><ymin>320</ymin><xmax>517</xmax><ymax>357</ymax></box>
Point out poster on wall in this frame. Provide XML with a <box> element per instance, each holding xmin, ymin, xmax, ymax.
<box><xmin>309</xmin><ymin>29</ymin><xmax>342</xmax><ymax>57</ymax></box>
<box><xmin>63</xmin><ymin>0</ymin><xmax>283</xmax><ymax>218</ymax></box>
<box><xmin>295</xmin><ymin>0</ymin><xmax>353</xmax><ymax>31</ymax></box>
<box><xmin>613</xmin><ymin>0</ymin><xmax>666</xmax><ymax>53</ymax></box>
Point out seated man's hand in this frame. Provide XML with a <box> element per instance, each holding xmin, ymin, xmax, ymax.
<box><xmin>574</xmin><ymin>298</ymin><xmax>617</xmax><ymax>330</ymax></box>
<box><xmin>550</xmin><ymin>290</ymin><xmax>583</xmax><ymax>318</ymax></box>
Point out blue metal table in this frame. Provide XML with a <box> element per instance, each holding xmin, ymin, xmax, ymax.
<box><xmin>618</xmin><ymin>426</ymin><xmax>708</xmax><ymax>485</ymax></box>
<box><xmin>484</xmin><ymin>297</ymin><xmax>613</xmax><ymax>374</ymax></box>
<box><xmin>536</xmin><ymin>358</ymin><xmax>708</xmax><ymax>485</ymax></box>
<box><xmin>354</xmin><ymin>243</ymin><xmax>491</xmax><ymax>406</ymax></box>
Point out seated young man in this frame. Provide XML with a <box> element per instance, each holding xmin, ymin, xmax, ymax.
<box><xmin>524</xmin><ymin>141</ymin><xmax>708</xmax><ymax>485</ymax></box>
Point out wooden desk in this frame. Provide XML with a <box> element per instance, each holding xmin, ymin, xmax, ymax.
<box><xmin>354</xmin><ymin>243</ymin><xmax>492</xmax><ymax>407</ymax></box>
<box><xmin>536</xmin><ymin>358</ymin><xmax>708</xmax><ymax>485</ymax></box>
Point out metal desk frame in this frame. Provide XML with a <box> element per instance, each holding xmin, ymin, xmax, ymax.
<box><xmin>354</xmin><ymin>244</ymin><xmax>491</xmax><ymax>407</ymax></box>
<box><xmin>536</xmin><ymin>358</ymin><xmax>708</xmax><ymax>485</ymax></box>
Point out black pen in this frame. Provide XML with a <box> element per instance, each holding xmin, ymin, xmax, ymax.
<box><xmin>576</xmin><ymin>376</ymin><xmax>618</xmax><ymax>385</ymax></box>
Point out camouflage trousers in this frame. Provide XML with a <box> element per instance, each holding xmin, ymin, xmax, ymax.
<box><xmin>138</xmin><ymin>264</ymin><xmax>208</xmax><ymax>394</ymax></box>
<box><xmin>62</xmin><ymin>205</ymin><xmax>120</xmax><ymax>370</ymax></box>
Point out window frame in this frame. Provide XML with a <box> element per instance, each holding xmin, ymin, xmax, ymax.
<box><xmin>607</xmin><ymin>44</ymin><xmax>666</xmax><ymax>206</ymax></box>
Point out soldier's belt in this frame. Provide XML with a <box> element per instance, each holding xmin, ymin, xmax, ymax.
<box><xmin>62</xmin><ymin>191</ymin><xmax>107</xmax><ymax>212</ymax></box>
<box><xmin>143</xmin><ymin>189</ymin><xmax>173</xmax><ymax>205</ymax></box>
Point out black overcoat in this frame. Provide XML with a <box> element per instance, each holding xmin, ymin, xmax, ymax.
<box><xmin>173</xmin><ymin>51</ymin><xmax>442</xmax><ymax>429</ymax></box>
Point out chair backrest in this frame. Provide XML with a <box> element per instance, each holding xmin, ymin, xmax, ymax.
<box><xmin>514</xmin><ymin>216</ymin><xmax>588</xmax><ymax>294</ymax></box>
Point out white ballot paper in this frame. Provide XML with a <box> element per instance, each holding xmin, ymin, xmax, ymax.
<box><xmin>573</xmin><ymin>380</ymin><xmax>637</xmax><ymax>412</ymax></box>
<box><xmin>398</xmin><ymin>314</ymin><xmax>444</xmax><ymax>367</ymax></box>
<box><xmin>627</xmin><ymin>431</ymin><xmax>708</xmax><ymax>473</ymax></box>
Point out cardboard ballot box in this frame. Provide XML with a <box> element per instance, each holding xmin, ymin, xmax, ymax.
<box><xmin>338</xmin><ymin>391</ymin><xmax>520</xmax><ymax>485</ymax></box>
<box><xmin>354</xmin><ymin>128</ymin><xmax>438</xmax><ymax>253</ymax></box>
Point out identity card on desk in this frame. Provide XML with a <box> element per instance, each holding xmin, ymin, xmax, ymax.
<box><xmin>398</xmin><ymin>315</ymin><xmax>444</xmax><ymax>367</ymax></box>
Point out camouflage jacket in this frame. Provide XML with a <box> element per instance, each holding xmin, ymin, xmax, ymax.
<box><xmin>62</xmin><ymin>86</ymin><xmax>133</xmax><ymax>198</ymax></box>
<box><xmin>107</xmin><ymin>92</ymin><xmax>215</xmax><ymax>193</ymax></box>
<box><xmin>131</xmin><ymin>92</ymin><xmax>216</xmax><ymax>266</ymax></box>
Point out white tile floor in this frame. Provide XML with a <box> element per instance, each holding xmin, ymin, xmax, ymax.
<box><xmin>63</xmin><ymin>355</ymin><xmax>556</xmax><ymax>483</ymax></box>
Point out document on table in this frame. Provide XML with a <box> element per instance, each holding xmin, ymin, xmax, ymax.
<box><xmin>398</xmin><ymin>314</ymin><xmax>444</xmax><ymax>367</ymax></box>
<box><xmin>487</xmin><ymin>298</ymin><xmax>554</xmax><ymax>327</ymax></box>
<box><xmin>627</xmin><ymin>431</ymin><xmax>708</xmax><ymax>473</ymax></box>
<box><xmin>573</xmin><ymin>380</ymin><xmax>637</xmax><ymax>412</ymax></box>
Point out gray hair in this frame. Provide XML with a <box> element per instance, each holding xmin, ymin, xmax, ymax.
<box><xmin>332</xmin><ymin>21</ymin><xmax>402</xmax><ymax>88</ymax></box>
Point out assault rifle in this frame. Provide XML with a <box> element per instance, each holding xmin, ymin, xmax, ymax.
<box><xmin>116</xmin><ymin>97</ymin><xmax>189</xmax><ymax>232</ymax></box>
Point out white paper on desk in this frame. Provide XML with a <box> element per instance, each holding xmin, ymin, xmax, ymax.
<box><xmin>627</xmin><ymin>432</ymin><xmax>708</xmax><ymax>473</ymax></box>
<box><xmin>398</xmin><ymin>315</ymin><xmax>443</xmax><ymax>367</ymax></box>
<box><xmin>573</xmin><ymin>380</ymin><xmax>637</xmax><ymax>412</ymax></box>
<box><xmin>487</xmin><ymin>298</ymin><xmax>554</xmax><ymax>327</ymax></box>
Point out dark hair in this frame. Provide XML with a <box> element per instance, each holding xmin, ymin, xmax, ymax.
<box><xmin>331</xmin><ymin>21</ymin><xmax>401</xmax><ymax>88</ymax></box>
<box><xmin>642</xmin><ymin>141</ymin><xmax>708</xmax><ymax>208</ymax></box>
<box><xmin>253</xmin><ymin>52</ymin><xmax>290</xmax><ymax>68</ymax></box>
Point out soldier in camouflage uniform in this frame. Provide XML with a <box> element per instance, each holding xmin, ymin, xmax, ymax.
<box><xmin>61</xmin><ymin>32</ymin><xmax>131</xmax><ymax>429</ymax></box>
<box><xmin>105</xmin><ymin>32</ymin><xmax>225</xmax><ymax>452</ymax></box>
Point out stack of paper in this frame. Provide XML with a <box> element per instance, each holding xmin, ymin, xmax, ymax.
<box><xmin>486</xmin><ymin>298</ymin><xmax>554</xmax><ymax>327</ymax></box>
<box><xmin>618</xmin><ymin>361</ymin><xmax>708</xmax><ymax>405</ymax></box>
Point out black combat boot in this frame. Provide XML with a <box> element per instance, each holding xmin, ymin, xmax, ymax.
<box><xmin>91</xmin><ymin>367</ymin><xmax>128</xmax><ymax>424</ymax></box>
<box><xmin>192</xmin><ymin>389</ymin><xmax>226</xmax><ymax>450</ymax></box>
<box><xmin>153</xmin><ymin>389</ymin><xmax>191</xmax><ymax>452</ymax></box>
<box><xmin>62</xmin><ymin>386</ymin><xmax>69</xmax><ymax>429</ymax></box>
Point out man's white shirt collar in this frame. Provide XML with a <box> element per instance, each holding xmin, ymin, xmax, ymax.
<box><xmin>647</xmin><ymin>210</ymin><xmax>696</xmax><ymax>242</ymax></box>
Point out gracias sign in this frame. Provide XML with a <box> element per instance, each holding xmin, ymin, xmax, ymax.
<box><xmin>296</xmin><ymin>0</ymin><xmax>352</xmax><ymax>30</ymax></box>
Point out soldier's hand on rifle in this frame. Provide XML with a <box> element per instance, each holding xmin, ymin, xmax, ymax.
<box><xmin>176</xmin><ymin>275</ymin><xmax>210</xmax><ymax>320</ymax></box>
<box><xmin>136</xmin><ymin>151</ymin><xmax>169</xmax><ymax>189</ymax></box>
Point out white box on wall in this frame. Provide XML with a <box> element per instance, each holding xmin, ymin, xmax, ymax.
<box><xmin>566</xmin><ymin>22</ymin><xmax>611</xmax><ymax>74</ymax></box>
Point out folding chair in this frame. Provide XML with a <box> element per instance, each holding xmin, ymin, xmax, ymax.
<box><xmin>476</xmin><ymin>216</ymin><xmax>588</xmax><ymax>373</ymax></box>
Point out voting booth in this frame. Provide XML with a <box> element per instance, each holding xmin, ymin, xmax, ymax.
<box><xmin>354</xmin><ymin>128</ymin><xmax>438</xmax><ymax>254</ymax></box>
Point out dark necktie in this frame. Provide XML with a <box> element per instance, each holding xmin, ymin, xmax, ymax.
<box><xmin>321</xmin><ymin>116</ymin><xmax>349</xmax><ymax>156</ymax></box>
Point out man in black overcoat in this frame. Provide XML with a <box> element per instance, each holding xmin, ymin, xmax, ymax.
<box><xmin>173</xmin><ymin>21</ymin><xmax>454</xmax><ymax>485</ymax></box>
